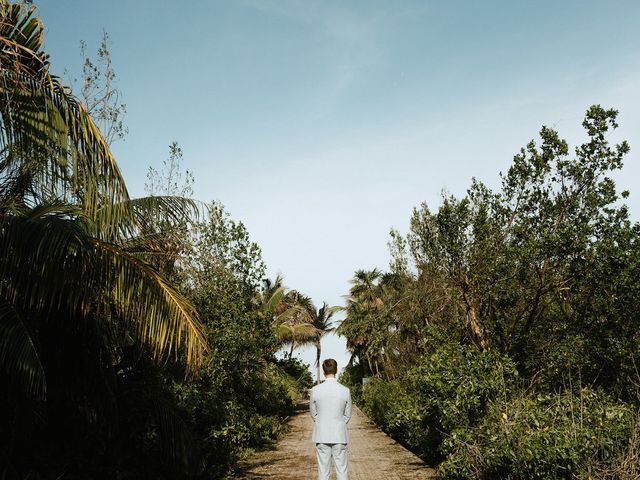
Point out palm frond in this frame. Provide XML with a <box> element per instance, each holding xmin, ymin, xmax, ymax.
<box><xmin>315</xmin><ymin>303</ymin><xmax>342</xmax><ymax>330</ymax></box>
<box><xmin>94</xmin><ymin>195</ymin><xmax>200</xmax><ymax>241</ymax></box>
<box><xmin>264</xmin><ymin>286</ymin><xmax>285</xmax><ymax>314</ymax></box>
<box><xmin>1</xmin><ymin>2</ymin><xmax>130</xmax><ymax>221</ymax></box>
<box><xmin>0</xmin><ymin>1</ymin><xmax>48</xmax><ymax>77</ymax></box>
<box><xmin>119</xmin><ymin>230</ymin><xmax>177</xmax><ymax>255</ymax></box>
<box><xmin>0</xmin><ymin>202</ymin><xmax>208</xmax><ymax>369</ymax></box>
<box><xmin>0</xmin><ymin>206</ymin><xmax>97</xmax><ymax>316</ymax></box>
<box><xmin>0</xmin><ymin>300</ymin><xmax>46</xmax><ymax>398</ymax></box>
<box><xmin>272</xmin><ymin>306</ymin><xmax>300</xmax><ymax>327</ymax></box>
<box><xmin>95</xmin><ymin>239</ymin><xmax>207</xmax><ymax>367</ymax></box>
<box><xmin>286</xmin><ymin>290</ymin><xmax>315</xmax><ymax>315</ymax></box>
<box><xmin>1</xmin><ymin>75</ymin><xmax>130</xmax><ymax>217</ymax></box>
<box><xmin>275</xmin><ymin>322</ymin><xmax>320</xmax><ymax>343</ymax></box>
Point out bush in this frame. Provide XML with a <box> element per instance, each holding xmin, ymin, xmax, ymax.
<box><xmin>360</xmin><ymin>341</ymin><xmax>636</xmax><ymax>479</ymax></box>
<box><xmin>439</xmin><ymin>388</ymin><xmax>634</xmax><ymax>480</ymax></box>
<box><xmin>585</xmin><ymin>420</ymin><xmax>640</xmax><ymax>480</ymax></box>
<box><xmin>361</xmin><ymin>342</ymin><xmax>519</xmax><ymax>462</ymax></box>
<box><xmin>339</xmin><ymin>364</ymin><xmax>365</xmax><ymax>404</ymax></box>
<box><xmin>362</xmin><ymin>376</ymin><xmax>414</xmax><ymax>440</ymax></box>
<box><xmin>277</xmin><ymin>357</ymin><xmax>314</xmax><ymax>392</ymax></box>
<box><xmin>168</xmin><ymin>357</ymin><xmax>305</xmax><ymax>479</ymax></box>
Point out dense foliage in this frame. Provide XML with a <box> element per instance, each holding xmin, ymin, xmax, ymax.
<box><xmin>0</xmin><ymin>3</ymin><xmax>316</xmax><ymax>478</ymax></box>
<box><xmin>339</xmin><ymin>106</ymin><xmax>640</xmax><ymax>478</ymax></box>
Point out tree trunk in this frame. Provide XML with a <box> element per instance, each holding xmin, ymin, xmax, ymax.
<box><xmin>315</xmin><ymin>340</ymin><xmax>321</xmax><ymax>384</ymax></box>
<box><xmin>466</xmin><ymin>300</ymin><xmax>486</xmax><ymax>349</ymax></box>
<box><xmin>461</xmin><ymin>276</ymin><xmax>487</xmax><ymax>349</ymax></box>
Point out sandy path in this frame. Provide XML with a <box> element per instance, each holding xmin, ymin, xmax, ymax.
<box><xmin>236</xmin><ymin>402</ymin><xmax>437</xmax><ymax>479</ymax></box>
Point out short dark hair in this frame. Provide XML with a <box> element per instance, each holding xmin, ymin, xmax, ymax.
<box><xmin>322</xmin><ymin>358</ymin><xmax>337</xmax><ymax>375</ymax></box>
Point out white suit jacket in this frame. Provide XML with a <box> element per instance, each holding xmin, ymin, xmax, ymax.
<box><xmin>310</xmin><ymin>378</ymin><xmax>352</xmax><ymax>444</ymax></box>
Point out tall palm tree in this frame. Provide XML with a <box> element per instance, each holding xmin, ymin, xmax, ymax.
<box><xmin>309</xmin><ymin>302</ymin><xmax>341</xmax><ymax>384</ymax></box>
<box><xmin>280</xmin><ymin>291</ymin><xmax>318</xmax><ymax>358</ymax></box>
<box><xmin>0</xmin><ymin>4</ymin><xmax>210</xmax><ymax>476</ymax></box>
<box><xmin>256</xmin><ymin>277</ymin><xmax>318</xmax><ymax>354</ymax></box>
<box><xmin>337</xmin><ymin>269</ymin><xmax>384</xmax><ymax>374</ymax></box>
<box><xmin>0</xmin><ymin>0</ymin><xmax>207</xmax><ymax>400</ymax></box>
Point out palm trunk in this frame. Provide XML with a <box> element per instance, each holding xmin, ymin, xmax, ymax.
<box><xmin>315</xmin><ymin>340</ymin><xmax>321</xmax><ymax>384</ymax></box>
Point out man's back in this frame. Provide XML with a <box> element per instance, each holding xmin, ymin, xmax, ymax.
<box><xmin>310</xmin><ymin>379</ymin><xmax>352</xmax><ymax>444</ymax></box>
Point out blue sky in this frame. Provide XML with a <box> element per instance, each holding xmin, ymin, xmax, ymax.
<box><xmin>35</xmin><ymin>0</ymin><xmax>640</xmax><ymax>371</ymax></box>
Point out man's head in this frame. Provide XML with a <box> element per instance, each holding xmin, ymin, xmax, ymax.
<box><xmin>322</xmin><ymin>358</ymin><xmax>338</xmax><ymax>377</ymax></box>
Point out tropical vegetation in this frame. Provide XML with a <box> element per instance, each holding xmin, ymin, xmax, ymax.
<box><xmin>3</xmin><ymin>2</ymin><xmax>639</xmax><ymax>479</ymax></box>
<box><xmin>339</xmin><ymin>105</ymin><xmax>640</xmax><ymax>478</ymax></box>
<box><xmin>0</xmin><ymin>2</ymin><xmax>317</xmax><ymax>478</ymax></box>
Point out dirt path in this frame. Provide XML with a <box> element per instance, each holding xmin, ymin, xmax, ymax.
<box><xmin>236</xmin><ymin>402</ymin><xmax>436</xmax><ymax>479</ymax></box>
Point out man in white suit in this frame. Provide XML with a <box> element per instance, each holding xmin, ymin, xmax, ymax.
<box><xmin>310</xmin><ymin>358</ymin><xmax>352</xmax><ymax>480</ymax></box>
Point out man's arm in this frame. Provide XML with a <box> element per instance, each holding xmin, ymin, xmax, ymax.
<box><xmin>310</xmin><ymin>388</ymin><xmax>317</xmax><ymax>421</ymax></box>
<box><xmin>343</xmin><ymin>389</ymin><xmax>352</xmax><ymax>424</ymax></box>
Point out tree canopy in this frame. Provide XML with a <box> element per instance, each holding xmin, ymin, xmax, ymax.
<box><xmin>340</xmin><ymin>106</ymin><xmax>640</xmax><ymax>478</ymax></box>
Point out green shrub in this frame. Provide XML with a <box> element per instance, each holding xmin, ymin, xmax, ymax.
<box><xmin>362</xmin><ymin>342</ymin><xmax>519</xmax><ymax>462</ymax></box>
<box><xmin>363</xmin><ymin>377</ymin><xmax>414</xmax><ymax>438</ymax></box>
<box><xmin>408</xmin><ymin>343</ymin><xmax>519</xmax><ymax>435</ymax></box>
<box><xmin>339</xmin><ymin>364</ymin><xmax>364</xmax><ymax>404</ymax></box>
<box><xmin>439</xmin><ymin>388</ymin><xmax>634</xmax><ymax>480</ymax></box>
<box><xmin>276</xmin><ymin>357</ymin><xmax>314</xmax><ymax>391</ymax></box>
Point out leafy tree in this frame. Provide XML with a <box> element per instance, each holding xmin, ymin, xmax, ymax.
<box><xmin>146</xmin><ymin>141</ymin><xmax>195</xmax><ymax>197</ymax></box>
<box><xmin>72</xmin><ymin>31</ymin><xmax>128</xmax><ymax>146</ymax></box>
<box><xmin>168</xmin><ymin>204</ymin><xmax>315</xmax><ymax>477</ymax></box>
<box><xmin>404</xmin><ymin>106</ymin><xmax>632</xmax><ymax>373</ymax></box>
<box><xmin>340</xmin><ymin>105</ymin><xmax>640</xmax><ymax>477</ymax></box>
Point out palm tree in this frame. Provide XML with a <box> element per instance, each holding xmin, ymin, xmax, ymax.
<box><xmin>262</xmin><ymin>287</ymin><xmax>340</xmax><ymax>383</ymax></box>
<box><xmin>309</xmin><ymin>302</ymin><xmax>341</xmax><ymax>384</ymax></box>
<box><xmin>350</xmin><ymin>269</ymin><xmax>384</xmax><ymax>308</ymax></box>
<box><xmin>0</xmin><ymin>0</ymin><xmax>207</xmax><ymax>400</ymax></box>
<box><xmin>0</xmin><ymin>4</ymin><xmax>210</xmax><ymax>475</ymax></box>
<box><xmin>1</xmin><ymin>4</ymin><xmax>210</xmax><ymax>474</ymax></box>
<box><xmin>256</xmin><ymin>277</ymin><xmax>318</xmax><ymax>355</ymax></box>
<box><xmin>280</xmin><ymin>291</ymin><xmax>319</xmax><ymax>358</ymax></box>
<box><xmin>336</xmin><ymin>269</ymin><xmax>384</xmax><ymax>375</ymax></box>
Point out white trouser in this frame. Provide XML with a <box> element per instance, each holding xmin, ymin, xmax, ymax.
<box><xmin>315</xmin><ymin>443</ymin><xmax>348</xmax><ymax>480</ymax></box>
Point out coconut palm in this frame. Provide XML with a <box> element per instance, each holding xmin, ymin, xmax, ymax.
<box><xmin>1</xmin><ymin>5</ymin><xmax>210</xmax><ymax>476</ymax></box>
<box><xmin>0</xmin><ymin>0</ymin><xmax>207</xmax><ymax>400</ymax></box>
<box><xmin>256</xmin><ymin>277</ymin><xmax>319</xmax><ymax>355</ymax></box>
<box><xmin>279</xmin><ymin>290</ymin><xmax>319</xmax><ymax>358</ymax></box>
<box><xmin>337</xmin><ymin>269</ymin><xmax>384</xmax><ymax>374</ymax></box>
<box><xmin>308</xmin><ymin>302</ymin><xmax>341</xmax><ymax>384</ymax></box>
<box><xmin>261</xmin><ymin>286</ymin><xmax>340</xmax><ymax>382</ymax></box>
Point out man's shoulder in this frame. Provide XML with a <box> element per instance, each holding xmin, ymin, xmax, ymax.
<box><xmin>312</xmin><ymin>380</ymin><xmax>350</xmax><ymax>392</ymax></box>
<box><xmin>311</xmin><ymin>380</ymin><xmax>343</xmax><ymax>390</ymax></box>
